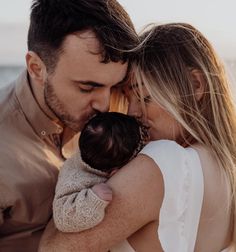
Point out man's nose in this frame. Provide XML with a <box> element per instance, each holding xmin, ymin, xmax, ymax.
<box><xmin>91</xmin><ymin>89</ymin><xmax>110</xmax><ymax>113</ymax></box>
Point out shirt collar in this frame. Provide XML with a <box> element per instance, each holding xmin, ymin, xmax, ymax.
<box><xmin>15</xmin><ymin>70</ymin><xmax>63</xmax><ymax>139</ymax></box>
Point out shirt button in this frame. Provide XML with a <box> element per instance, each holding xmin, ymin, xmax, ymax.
<box><xmin>56</xmin><ymin>128</ymin><xmax>62</xmax><ymax>134</ymax></box>
<box><xmin>41</xmin><ymin>130</ymin><xmax>46</xmax><ymax>136</ymax></box>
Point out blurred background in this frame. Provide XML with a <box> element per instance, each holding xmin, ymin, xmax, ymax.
<box><xmin>0</xmin><ymin>0</ymin><xmax>235</xmax><ymax>92</ymax></box>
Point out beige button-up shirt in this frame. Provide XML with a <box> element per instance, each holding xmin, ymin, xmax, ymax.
<box><xmin>0</xmin><ymin>71</ymin><xmax>78</xmax><ymax>252</ymax></box>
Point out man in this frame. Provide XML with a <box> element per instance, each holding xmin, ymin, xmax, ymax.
<box><xmin>0</xmin><ymin>0</ymin><xmax>137</xmax><ymax>251</ymax></box>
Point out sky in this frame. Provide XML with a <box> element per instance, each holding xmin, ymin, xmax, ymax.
<box><xmin>0</xmin><ymin>0</ymin><xmax>236</xmax><ymax>65</ymax></box>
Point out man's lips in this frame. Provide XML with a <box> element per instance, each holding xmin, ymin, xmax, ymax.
<box><xmin>83</xmin><ymin>112</ymin><xmax>98</xmax><ymax>125</ymax></box>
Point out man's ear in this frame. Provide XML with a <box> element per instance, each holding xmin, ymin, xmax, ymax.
<box><xmin>190</xmin><ymin>69</ymin><xmax>205</xmax><ymax>101</ymax></box>
<box><xmin>26</xmin><ymin>51</ymin><xmax>47</xmax><ymax>85</ymax></box>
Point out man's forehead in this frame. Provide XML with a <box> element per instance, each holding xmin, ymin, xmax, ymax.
<box><xmin>61</xmin><ymin>30</ymin><xmax>101</xmax><ymax>56</ymax></box>
<box><xmin>57</xmin><ymin>31</ymin><xmax>128</xmax><ymax>87</ymax></box>
<box><xmin>75</xmin><ymin>30</ymin><xmax>101</xmax><ymax>54</ymax></box>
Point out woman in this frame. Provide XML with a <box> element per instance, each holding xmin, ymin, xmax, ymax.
<box><xmin>39</xmin><ymin>23</ymin><xmax>236</xmax><ymax>251</ymax></box>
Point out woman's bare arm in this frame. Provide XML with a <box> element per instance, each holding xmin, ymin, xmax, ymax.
<box><xmin>39</xmin><ymin>154</ymin><xmax>164</xmax><ymax>252</ymax></box>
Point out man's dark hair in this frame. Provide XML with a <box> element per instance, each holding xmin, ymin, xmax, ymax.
<box><xmin>28</xmin><ymin>0</ymin><xmax>138</xmax><ymax>71</ymax></box>
<box><xmin>79</xmin><ymin>112</ymin><xmax>148</xmax><ymax>173</ymax></box>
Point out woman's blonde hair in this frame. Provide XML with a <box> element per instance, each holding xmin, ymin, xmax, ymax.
<box><xmin>132</xmin><ymin>23</ymin><xmax>236</xmax><ymax>242</ymax></box>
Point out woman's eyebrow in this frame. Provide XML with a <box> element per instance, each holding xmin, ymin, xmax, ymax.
<box><xmin>129</xmin><ymin>83</ymin><xmax>144</xmax><ymax>90</ymax></box>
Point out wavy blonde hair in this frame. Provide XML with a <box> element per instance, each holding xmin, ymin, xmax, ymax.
<box><xmin>131</xmin><ymin>23</ymin><xmax>236</xmax><ymax>243</ymax></box>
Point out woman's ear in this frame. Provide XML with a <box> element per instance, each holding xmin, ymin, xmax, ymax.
<box><xmin>190</xmin><ymin>69</ymin><xmax>205</xmax><ymax>101</ymax></box>
<box><xmin>25</xmin><ymin>51</ymin><xmax>47</xmax><ymax>85</ymax></box>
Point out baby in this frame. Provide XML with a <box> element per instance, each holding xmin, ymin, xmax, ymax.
<box><xmin>53</xmin><ymin>112</ymin><xmax>148</xmax><ymax>232</ymax></box>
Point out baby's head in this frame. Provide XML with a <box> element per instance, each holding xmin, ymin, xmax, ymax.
<box><xmin>79</xmin><ymin>112</ymin><xmax>148</xmax><ymax>174</ymax></box>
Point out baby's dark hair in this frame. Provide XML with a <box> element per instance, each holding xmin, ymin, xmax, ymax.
<box><xmin>79</xmin><ymin>112</ymin><xmax>148</xmax><ymax>173</ymax></box>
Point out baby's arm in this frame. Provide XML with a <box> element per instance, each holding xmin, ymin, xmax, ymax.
<box><xmin>53</xmin><ymin>154</ymin><xmax>111</xmax><ymax>232</ymax></box>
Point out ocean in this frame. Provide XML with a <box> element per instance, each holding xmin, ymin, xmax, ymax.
<box><xmin>0</xmin><ymin>66</ymin><xmax>24</xmax><ymax>87</ymax></box>
<box><xmin>0</xmin><ymin>62</ymin><xmax>236</xmax><ymax>93</ymax></box>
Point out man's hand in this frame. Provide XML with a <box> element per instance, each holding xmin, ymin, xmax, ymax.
<box><xmin>91</xmin><ymin>183</ymin><xmax>113</xmax><ymax>202</ymax></box>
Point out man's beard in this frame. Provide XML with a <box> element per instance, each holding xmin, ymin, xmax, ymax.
<box><xmin>44</xmin><ymin>79</ymin><xmax>81</xmax><ymax>132</ymax></box>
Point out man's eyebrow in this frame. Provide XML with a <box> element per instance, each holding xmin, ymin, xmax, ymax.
<box><xmin>73</xmin><ymin>80</ymin><xmax>104</xmax><ymax>87</ymax></box>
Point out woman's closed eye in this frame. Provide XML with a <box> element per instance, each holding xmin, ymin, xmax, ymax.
<box><xmin>143</xmin><ymin>95</ymin><xmax>151</xmax><ymax>104</ymax></box>
<box><xmin>137</xmin><ymin>95</ymin><xmax>151</xmax><ymax>104</ymax></box>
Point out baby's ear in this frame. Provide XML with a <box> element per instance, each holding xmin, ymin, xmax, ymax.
<box><xmin>109</xmin><ymin>169</ymin><xmax>118</xmax><ymax>177</ymax></box>
<box><xmin>190</xmin><ymin>69</ymin><xmax>205</xmax><ymax>101</ymax></box>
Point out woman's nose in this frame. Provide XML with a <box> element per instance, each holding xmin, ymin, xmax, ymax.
<box><xmin>127</xmin><ymin>100</ymin><xmax>142</xmax><ymax>118</ymax></box>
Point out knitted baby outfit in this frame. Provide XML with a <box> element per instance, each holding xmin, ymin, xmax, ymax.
<box><xmin>53</xmin><ymin>151</ymin><xmax>110</xmax><ymax>232</ymax></box>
